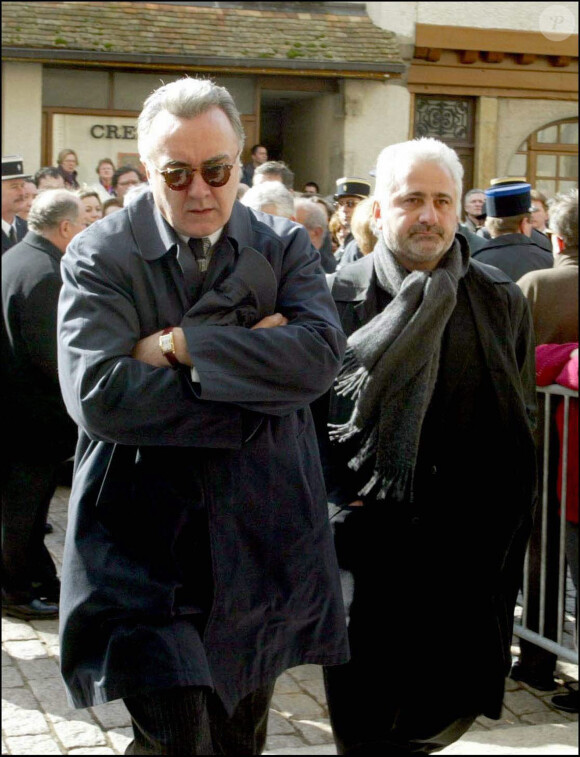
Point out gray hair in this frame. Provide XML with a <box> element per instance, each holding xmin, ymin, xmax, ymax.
<box><xmin>241</xmin><ymin>181</ymin><xmax>295</xmax><ymax>219</ymax></box>
<box><xmin>294</xmin><ymin>198</ymin><xmax>328</xmax><ymax>230</ymax></box>
<box><xmin>27</xmin><ymin>189</ymin><xmax>80</xmax><ymax>233</ymax></box>
<box><xmin>137</xmin><ymin>77</ymin><xmax>245</xmax><ymax>162</ymax></box>
<box><xmin>374</xmin><ymin>138</ymin><xmax>463</xmax><ymax>215</ymax></box>
<box><xmin>548</xmin><ymin>188</ymin><xmax>578</xmax><ymax>248</ymax></box>
<box><xmin>463</xmin><ymin>187</ymin><xmax>485</xmax><ymax>206</ymax></box>
<box><xmin>254</xmin><ymin>161</ymin><xmax>295</xmax><ymax>190</ymax></box>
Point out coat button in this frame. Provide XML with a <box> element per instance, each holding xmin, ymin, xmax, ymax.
<box><xmin>411</xmin><ymin>516</ymin><xmax>420</xmax><ymax>526</ymax></box>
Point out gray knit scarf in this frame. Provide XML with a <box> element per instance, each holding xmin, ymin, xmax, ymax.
<box><xmin>329</xmin><ymin>233</ymin><xmax>470</xmax><ymax>502</ymax></box>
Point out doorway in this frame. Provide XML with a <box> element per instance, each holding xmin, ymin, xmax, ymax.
<box><xmin>258</xmin><ymin>81</ymin><xmax>340</xmax><ymax>195</ymax></box>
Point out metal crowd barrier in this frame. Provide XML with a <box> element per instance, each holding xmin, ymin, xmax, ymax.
<box><xmin>513</xmin><ymin>383</ymin><xmax>578</xmax><ymax>665</ymax></box>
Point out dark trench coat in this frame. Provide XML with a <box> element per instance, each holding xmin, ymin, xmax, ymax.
<box><xmin>317</xmin><ymin>243</ymin><xmax>538</xmax><ymax>720</ymax></box>
<box><xmin>57</xmin><ymin>192</ymin><xmax>349</xmax><ymax>713</ymax></box>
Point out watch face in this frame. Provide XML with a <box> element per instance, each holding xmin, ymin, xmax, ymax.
<box><xmin>160</xmin><ymin>333</ymin><xmax>174</xmax><ymax>353</ymax></box>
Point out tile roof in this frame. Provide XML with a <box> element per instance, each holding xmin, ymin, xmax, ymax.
<box><xmin>1</xmin><ymin>1</ymin><xmax>404</xmax><ymax>73</ymax></box>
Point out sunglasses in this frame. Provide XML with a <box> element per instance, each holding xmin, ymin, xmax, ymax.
<box><xmin>155</xmin><ymin>162</ymin><xmax>235</xmax><ymax>191</ymax></box>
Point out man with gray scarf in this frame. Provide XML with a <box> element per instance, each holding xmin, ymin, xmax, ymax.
<box><xmin>317</xmin><ymin>138</ymin><xmax>537</xmax><ymax>755</ymax></box>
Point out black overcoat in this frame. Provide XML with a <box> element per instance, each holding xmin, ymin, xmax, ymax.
<box><xmin>472</xmin><ymin>232</ymin><xmax>553</xmax><ymax>281</ymax></box>
<box><xmin>2</xmin><ymin>215</ymin><xmax>28</xmax><ymax>255</ymax></box>
<box><xmin>2</xmin><ymin>231</ymin><xmax>77</xmax><ymax>462</ymax></box>
<box><xmin>57</xmin><ymin>192</ymin><xmax>349</xmax><ymax>713</ymax></box>
<box><xmin>318</xmin><ymin>244</ymin><xmax>537</xmax><ymax>720</ymax></box>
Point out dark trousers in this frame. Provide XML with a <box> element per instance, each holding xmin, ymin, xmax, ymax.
<box><xmin>324</xmin><ymin>663</ymin><xmax>476</xmax><ymax>756</ymax></box>
<box><xmin>123</xmin><ymin>683</ymin><xmax>275</xmax><ymax>755</ymax></box>
<box><xmin>2</xmin><ymin>460</ymin><xmax>59</xmax><ymax>603</ymax></box>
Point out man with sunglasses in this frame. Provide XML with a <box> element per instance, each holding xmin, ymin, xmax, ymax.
<box><xmin>56</xmin><ymin>77</ymin><xmax>349</xmax><ymax>755</ymax></box>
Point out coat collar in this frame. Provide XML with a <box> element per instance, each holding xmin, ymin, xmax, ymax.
<box><xmin>479</xmin><ymin>232</ymin><xmax>540</xmax><ymax>250</ymax></box>
<box><xmin>23</xmin><ymin>230</ymin><xmax>64</xmax><ymax>264</ymax></box>
<box><xmin>128</xmin><ymin>190</ymin><xmax>256</xmax><ymax>261</ymax></box>
<box><xmin>128</xmin><ymin>190</ymin><xmax>177</xmax><ymax>261</ymax></box>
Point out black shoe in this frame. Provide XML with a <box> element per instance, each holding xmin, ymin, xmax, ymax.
<box><xmin>44</xmin><ymin>522</ymin><xmax>54</xmax><ymax>534</ymax></box>
<box><xmin>551</xmin><ymin>691</ymin><xmax>578</xmax><ymax>713</ymax></box>
<box><xmin>509</xmin><ymin>662</ymin><xmax>557</xmax><ymax>691</ymax></box>
<box><xmin>32</xmin><ymin>579</ymin><xmax>60</xmax><ymax>604</ymax></box>
<box><xmin>2</xmin><ymin>598</ymin><xmax>59</xmax><ymax>620</ymax></box>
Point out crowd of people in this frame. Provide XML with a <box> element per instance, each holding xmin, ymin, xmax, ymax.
<box><xmin>1</xmin><ymin>74</ymin><xmax>578</xmax><ymax>755</ymax></box>
<box><xmin>1</xmin><ymin>151</ymin><xmax>147</xmax><ymax>256</ymax></box>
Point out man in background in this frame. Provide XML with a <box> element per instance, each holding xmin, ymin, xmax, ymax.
<box><xmin>34</xmin><ymin>167</ymin><xmax>66</xmax><ymax>191</ymax></box>
<box><xmin>473</xmin><ymin>182</ymin><xmax>553</xmax><ymax>281</ymax></box>
<box><xmin>333</xmin><ymin>177</ymin><xmax>371</xmax><ymax>268</ymax></box>
<box><xmin>513</xmin><ymin>189</ymin><xmax>578</xmax><ymax>707</ymax></box>
<box><xmin>2</xmin><ymin>189</ymin><xmax>83</xmax><ymax>619</ymax></box>
<box><xmin>18</xmin><ymin>179</ymin><xmax>38</xmax><ymax>222</ymax></box>
<box><xmin>112</xmin><ymin>165</ymin><xmax>145</xmax><ymax>202</ymax></box>
<box><xmin>253</xmin><ymin>160</ymin><xmax>295</xmax><ymax>190</ymax></box>
<box><xmin>462</xmin><ymin>187</ymin><xmax>486</xmax><ymax>232</ymax></box>
<box><xmin>241</xmin><ymin>180</ymin><xmax>295</xmax><ymax>220</ymax></box>
<box><xmin>2</xmin><ymin>156</ymin><xmax>30</xmax><ymax>254</ymax></box>
<box><xmin>302</xmin><ymin>181</ymin><xmax>320</xmax><ymax>195</ymax></box>
<box><xmin>241</xmin><ymin>143</ymin><xmax>268</xmax><ymax>187</ymax></box>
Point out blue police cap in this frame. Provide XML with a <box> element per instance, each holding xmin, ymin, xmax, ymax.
<box><xmin>485</xmin><ymin>182</ymin><xmax>533</xmax><ymax>218</ymax></box>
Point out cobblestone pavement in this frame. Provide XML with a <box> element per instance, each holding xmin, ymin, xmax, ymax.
<box><xmin>2</xmin><ymin>487</ymin><xmax>578</xmax><ymax>755</ymax></box>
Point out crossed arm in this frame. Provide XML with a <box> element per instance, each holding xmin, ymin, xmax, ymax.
<box><xmin>131</xmin><ymin>313</ymin><xmax>289</xmax><ymax>368</ymax></box>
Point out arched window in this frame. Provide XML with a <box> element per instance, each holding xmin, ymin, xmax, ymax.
<box><xmin>508</xmin><ymin>118</ymin><xmax>578</xmax><ymax>197</ymax></box>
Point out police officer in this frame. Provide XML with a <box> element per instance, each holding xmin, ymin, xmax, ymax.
<box><xmin>333</xmin><ymin>177</ymin><xmax>371</xmax><ymax>269</ymax></box>
<box><xmin>472</xmin><ymin>181</ymin><xmax>553</xmax><ymax>281</ymax></box>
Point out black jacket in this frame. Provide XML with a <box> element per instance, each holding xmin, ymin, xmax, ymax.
<box><xmin>472</xmin><ymin>232</ymin><xmax>553</xmax><ymax>281</ymax></box>
<box><xmin>2</xmin><ymin>215</ymin><xmax>28</xmax><ymax>255</ymax></box>
<box><xmin>318</xmin><ymin>242</ymin><xmax>537</xmax><ymax>719</ymax></box>
<box><xmin>2</xmin><ymin>231</ymin><xmax>77</xmax><ymax>462</ymax></box>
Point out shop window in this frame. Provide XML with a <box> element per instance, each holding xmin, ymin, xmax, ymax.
<box><xmin>507</xmin><ymin>118</ymin><xmax>578</xmax><ymax>197</ymax></box>
<box><xmin>43</xmin><ymin>68</ymin><xmax>109</xmax><ymax>109</ymax></box>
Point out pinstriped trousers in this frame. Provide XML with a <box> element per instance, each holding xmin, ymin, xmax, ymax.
<box><xmin>123</xmin><ymin>683</ymin><xmax>275</xmax><ymax>755</ymax></box>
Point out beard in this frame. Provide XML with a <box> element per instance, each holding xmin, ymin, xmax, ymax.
<box><xmin>384</xmin><ymin>223</ymin><xmax>455</xmax><ymax>267</ymax></box>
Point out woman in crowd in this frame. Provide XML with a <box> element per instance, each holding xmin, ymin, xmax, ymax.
<box><xmin>94</xmin><ymin>158</ymin><xmax>116</xmax><ymax>201</ymax></box>
<box><xmin>77</xmin><ymin>189</ymin><xmax>103</xmax><ymax>227</ymax></box>
<box><xmin>55</xmin><ymin>149</ymin><xmax>80</xmax><ymax>190</ymax></box>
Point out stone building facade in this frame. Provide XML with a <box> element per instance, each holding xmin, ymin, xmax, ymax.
<box><xmin>2</xmin><ymin>1</ymin><xmax>577</xmax><ymax>198</ymax></box>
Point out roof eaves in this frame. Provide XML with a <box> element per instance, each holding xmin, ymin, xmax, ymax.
<box><xmin>2</xmin><ymin>47</ymin><xmax>407</xmax><ymax>77</ymax></box>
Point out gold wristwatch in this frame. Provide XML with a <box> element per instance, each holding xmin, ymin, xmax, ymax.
<box><xmin>159</xmin><ymin>327</ymin><xmax>179</xmax><ymax>369</ymax></box>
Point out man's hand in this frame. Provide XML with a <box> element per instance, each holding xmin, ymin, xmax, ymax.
<box><xmin>132</xmin><ymin>328</ymin><xmax>192</xmax><ymax>368</ymax></box>
<box><xmin>251</xmin><ymin>313</ymin><xmax>288</xmax><ymax>330</ymax></box>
